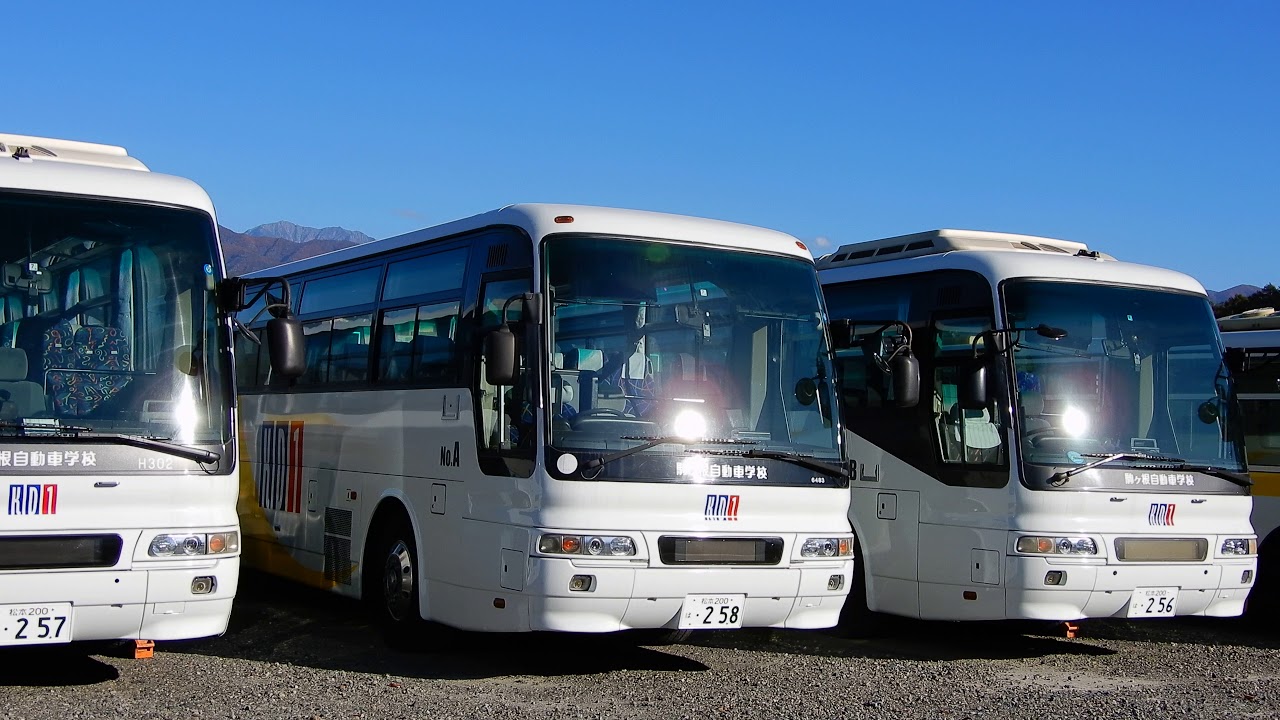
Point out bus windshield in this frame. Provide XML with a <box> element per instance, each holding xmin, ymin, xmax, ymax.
<box><xmin>1005</xmin><ymin>281</ymin><xmax>1246</xmax><ymax>481</ymax></box>
<box><xmin>544</xmin><ymin>235</ymin><xmax>840</xmax><ymax>485</ymax></box>
<box><xmin>0</xmin><ymin>191</ymin><xmax>230</xmax><ymax>450</ymax></box>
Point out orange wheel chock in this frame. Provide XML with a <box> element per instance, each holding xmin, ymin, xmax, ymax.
<box><xmin>134</xmin><ymin>639</ymin><xmax>155</xmax><ymax>659</ymax></box>
<box><xmin>1062</xmin><ymin>622</ymin><xmax>1079</xmax><ymax>639</ymax></box>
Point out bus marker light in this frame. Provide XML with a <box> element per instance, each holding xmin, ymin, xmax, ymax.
<box><xmin>493</xmin><ymin>598</ymin><xmax>506</xmax><ymax>609</ymax></box>
<box><xmin>569</xmin><ymin>575</ymin><xmax>593</xmax><ymax>592</ymax></box>
<box><xmin>554</xmin><ymin>215</ymin><xmax>574</xmax><ymax>224</ymax></box>
<box><xmin>963</xmin><ymin>591</ymin><xmax>977</xmax><ymax>600</ymax></box>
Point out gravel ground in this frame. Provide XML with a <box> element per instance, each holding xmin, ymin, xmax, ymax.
<box><xmin>2</xmin><ymin>572</ymin><xmax>1278</xmax><ymax>720</ymax></box>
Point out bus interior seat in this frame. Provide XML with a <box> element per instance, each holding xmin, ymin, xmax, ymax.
<box><xmin>0</xmin><ymin>347</ymin><xmax>47</xmax><ymax>419</ymax></box>
<box><xmin>74</xmin><ymin>325</ymin><xmax>133</xmax><ymax>415</ymax></box>
<box><xmin>603</xmin><ymin>350</ymin><xmax>653</xmax><ymax>416</ymax></box>
<box><xmin>413</xmin><ymin>335</ymin><xmax>456</xmax><ymax>379</ymax></box>
<box><xmin>330</xmin><ymin>333</ymin><xmax>368</xmax><ymax>382</ymax></box>
<box><xmin>381</xmin><ymin>339</ymin><xmax>412</xmax><ymax>382</ymax></box>
<box><xmin>1019</xmin><ymin>390</ymin><xmax>1051</xmax><ymax>434</ymax></box>
<box><xmin>42</xmin><ymin>319</ymin><xmax>80</xmax><ymax>415</ymax></box>
<box><xmin>947</xmin><ymin>405</ymin><xmax>1002</xmax><ymax>463</ymax></box>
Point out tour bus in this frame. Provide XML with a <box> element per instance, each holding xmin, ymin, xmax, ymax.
<box><xmin>234</xmin><ymin>203</ymin><xmax>855</xmax><ymax>639</ymax></box>
<box><xmin>815</xmin><ymin>229</ymin><xmax>1256</xmax><ymax>626</ymax></box>
<box><xmin>0</xmin><ymin>134</ymin><xmax>299</xmax><ymax>653</ymax></box>
<box><xmin>1217</xmin><ymin>308</ymin><xmax>1280</xmax><ymax>611</ymax></box>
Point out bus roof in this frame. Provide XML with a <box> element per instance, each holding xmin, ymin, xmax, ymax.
<box><xmin>1218</xmin><ymin>307</ymin><xmax>1280</xmax><ymax>332</ymax></box>
<box><xmin>0</xmin><ymin>133</ymin><xmax>215</xmax><ymax>215</ymax></box>
<box><xmin>246</xmin><ymin>203</ymin><xmax>814</xmax><ymax>279</ymax></box>
<box><xmin>816</xmin><ymin>228</ymin><xmax>1206</xmax><ymax>296</ymax></box>
<box><xmin>1218</xmin><ymin>327</ymin><xmax>1280</xmax><ymax>350</ymax></box>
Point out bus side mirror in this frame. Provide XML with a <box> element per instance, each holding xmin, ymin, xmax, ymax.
<box><xmin>959</xmin><ymin>360</ymin><xmax>988</xmax><ymax>410</ymax></box>
<box><xmin>484</xmin><ymin>324</ymin><xmax>518</xmax><ymax>386</ymax></box>
<box><xmin>267</xmin><ymin>317</ymin><xmax>306</xmax><ymax>378</ymax></box>
<box><xmin>891</xmin><ymin>352</ymin><xmax>920</xmax><ymax>408</ymax></box>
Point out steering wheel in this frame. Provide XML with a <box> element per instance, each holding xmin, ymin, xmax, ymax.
<box><xmin>580</xmin><ymin>408</ymin><xmax>627</xmax><ymax>417</ymax></box>
<box><xmin>1023</xmin><ymin>426</ymin><xmax>1064</xmax><ymax>446</ymax></box>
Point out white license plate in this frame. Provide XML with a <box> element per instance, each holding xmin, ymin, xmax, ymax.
<box><xmin>1127</xmin><ymin>587</ymin><xmax>1179</xmax><ymax>618</ymax></box>
<box><xmin>1</xmin><ymin>603</ymin><xmax>73</xmax><ymax>646</ymax></box>
<box><xmin>678</xmin><ymin>594</ymin><xmax>746</xmax><ymax>630</ymax></box>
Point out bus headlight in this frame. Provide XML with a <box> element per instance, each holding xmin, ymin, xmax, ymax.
<box><xmin>148</xmin><ymin>531</ymin><xmax>239</xmax><ymax>557</ymax></box>
<box><xmin>1220</xmin><ymin>538</ymin><xmax>1257</xmax><ymax>556</ymax></box>
<box><xmin>800</xmin><ymin>537</ymin><xmax>854</xmax><ymax>557</ymax></box>
<box><xmin>538</xmin><ymin>534</ymin><xmax>637</xmax><ymax>557</ymax></box>
<box><xmin>1015</xmin><ymin>536</ymin><xmax>1098</xmax><ymax>555</ymax></box>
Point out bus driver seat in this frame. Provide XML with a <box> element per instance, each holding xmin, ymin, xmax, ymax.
<box><xmin>0</xmin><ymin>347</ymin><xmax>47</xmax><ymax>419</ymax></box>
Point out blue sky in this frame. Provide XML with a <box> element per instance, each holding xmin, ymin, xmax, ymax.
<box><xmin>6</xmin><ymin>2</ymin><xmax>1277</xmax><ymax>291</ymax></box>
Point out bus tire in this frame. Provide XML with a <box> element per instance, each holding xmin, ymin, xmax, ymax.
<box><xmin>365</xmin><ymin>514</ymin><xmax>422</xmax><ymax>639</ymax></box>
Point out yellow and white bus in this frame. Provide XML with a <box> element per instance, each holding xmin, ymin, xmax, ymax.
<box><xmin>234</xmin><ymin>203</ymin><xmax>855</xmax><ymax>638</ymax></box>
<box><xmin>0</xmin><ymin>133</ymin><xmax>298</xmax><ymax>650</ymax></box>
<box><xmin>818</xmin><ymin>229</ymin><xmax>1256</xmax><ymax>626</ymax></box>
<box><xmin>1217</xmin><ymin>308</ymin><xmax>1280</xmax><ymax>610</ymax></box>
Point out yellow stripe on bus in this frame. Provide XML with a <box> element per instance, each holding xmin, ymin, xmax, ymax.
<box><xmin>236</xmin><ymin>424</ymin><xmax>359</xmax><ymax>590</ymax></box>
<box><xmin>1252</xmin><ymin>470</ymin><xmax>1280</xmax><ymax>498</ymax></box>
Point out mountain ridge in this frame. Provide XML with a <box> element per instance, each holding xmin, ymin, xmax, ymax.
<box><xmin>244</xmin><ymin>220</ymin><xmax>375</xmax><ymax>246</ymax></box>
<box><xmin>219</xmin><ymin>224</ymin><xmax>363</xmax><ymax>276</ymax></box>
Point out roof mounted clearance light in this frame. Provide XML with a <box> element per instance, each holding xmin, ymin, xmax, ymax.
<box><xmin>796</xmin><ymin>241</ymin><xmax>808</xmax><ymax>251</ymax></box>
<box><xmin>554</xmin><ymin>215</ymin><xmax>574</xmax><ymax>224</ymax></box>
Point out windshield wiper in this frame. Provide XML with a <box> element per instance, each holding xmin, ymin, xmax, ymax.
<box><xmin>695</xmin><ymin>447</ymin><xmax>849</xmax><ymax>478</ymax></box>
<box><xmin>579</xmin><ymin>436</ymin><xmax>756</xmax><ymax>473</ymax></box>
<box><xmin>0</xmin><ymin>422</ymin><xmax>220</xmax><ymax>464</ymax></box>
<box><xmin>1143</xmin><ymin>460</ymin><xmax>1252</xmax><ymax>488</ymax></box>
<box><xmin>1049</xmin><ymin>452</ymin><xmax>1251</xmax><ymax>488</ymax></box>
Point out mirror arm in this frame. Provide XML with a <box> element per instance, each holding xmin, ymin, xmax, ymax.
<box><xmin>224</xmin><ymin>275</ymin><xmax>296</xmax><ymax>318</ymax></box>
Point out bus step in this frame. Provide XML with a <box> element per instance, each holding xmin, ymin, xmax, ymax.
<box><xmin>134</xmin><ymin>640</ymin><xmax>155</xmax><ymax>659</ymax></box>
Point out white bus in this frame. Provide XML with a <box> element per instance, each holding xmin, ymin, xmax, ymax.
<box><xmin>1216</xmin><ymin>308</ymin><xmax>1280</xmax><ymax>611</ymax></box>
<box><xmin>816</xmin><ymin>229</ymin><xmax>1256</xmax><ymax>626</ymax></box>
<box><xmin>0</xmin><ymin>133</ymin><xmax>299</xmax><ymax>653</ymax></box>
<box><xmin>234</xmin><ymin>203</ymin><xmax>856</xmax><ymax>639</ymax></box>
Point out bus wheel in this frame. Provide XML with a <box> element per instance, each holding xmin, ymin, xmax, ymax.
<box><xmin>366</xmin><ymin>517</ymin><xmax>421</xmax><ymax>634</ymax></box>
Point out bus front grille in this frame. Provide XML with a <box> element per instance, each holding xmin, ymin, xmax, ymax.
<box><xmin>1113</xmin><ymin>537</ymin><xmax>1208</xmax><ymax>562</ymax></box>
<box><xmin>0</xmin><ymin>534</ymin><xmax>123</xmax><ymax>570</ymax></box>
<box><xmin>657</xmin><ymin>536</ymin><xmax>784</xmax><ymax>566</ymax></box>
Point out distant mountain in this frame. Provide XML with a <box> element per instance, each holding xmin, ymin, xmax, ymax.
<box><xmin>1208</xmin><ymin>285</ymin><xmax>1263</xmax><ymax>304</ymax></box>
<box><xmin>219</xmin><ymin>225</ymin><xmax>363</xmax><ymax>276</ymax></box>
<box><xmin>244</xmin><ymin>221</ymin><xmax>375</xmax><ymax>246</ymax></box>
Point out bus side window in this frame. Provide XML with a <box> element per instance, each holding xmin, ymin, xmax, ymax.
<box><xmin>476</xmin><ymin>276</ymin><xmax>532</xmax><ymax>465</ymax></box>
<box><xmin>328</xmin><ymin>313</ymin><xmax>372</xmax><ymax>383</ymax></box>
<box><xmin>932</xmin><ymin>316</ymin><xmax>1003</xmax><ymax>466</ymax></box>
<box><xmin>234</xmin><ymin>331</ymin><xmax>260</xmax><ymax>391</ymax></box>
<box><xmin>298</xmin><ymin>319</ymin><xmax>332</xmax><ymax>385</ymax></box>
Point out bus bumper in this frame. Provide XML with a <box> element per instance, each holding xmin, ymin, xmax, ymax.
<box><xmin>523</xmin><ymin>556</ymin><xmax>853</xmax><ymax>632</ymax></box>
<box><xmin>0</xmin><ymin>557</ymin><xmax>239</xmax><ymax>645</ymax></box>
<box><xmin>1004</xmin><ymin>555</ymin><xmax>1256</xmax><ymax>620</ymax></box>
